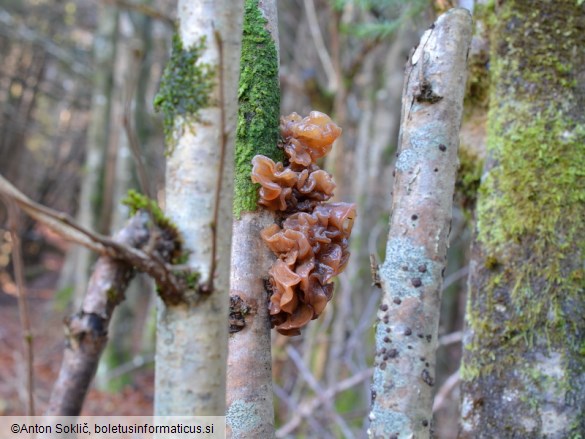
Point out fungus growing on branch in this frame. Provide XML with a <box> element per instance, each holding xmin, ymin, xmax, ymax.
<box><xmin>251</xmin><ymin>111</ymin><xmax>356</xmax><ymax>336</ymax></box>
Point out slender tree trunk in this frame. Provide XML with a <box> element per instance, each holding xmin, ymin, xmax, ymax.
<box><xmin>58</xmin><ymin>6</ymin><xmax>118</xmax><ymax>306</ymax></box>
<box><xmin>459</xmin><ymin>1</ymin><xmax>585</xmax><ymax>437</ymax></box>
<box><xmin>368</xmin><ymin>9</ymin><xmax>471</xmax><ymax>438</ymax></box>
<box><xmin>154</xmin><ymin>0</ymin><xmax>243</xmax><ymax>416</ymax></box>
<box><xmin>96</xmin><ymin>10</ymin><xmax>145</xmax><ymax>390</ymax></box>
<box><xmin>226</xmin><ymin>1</ymin><xmax>280</xmax><ymax>436</ymax></box>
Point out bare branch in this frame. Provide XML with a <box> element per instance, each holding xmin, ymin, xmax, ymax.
<box><xmin>0</xmin><ymin>8</ymin><xmax>91</xmax><ymax>78</ymax></box>
<box><xmin>439</xmin><ymin>330</ymin><xmax>462</xmax><ymax>347</ymax></box>
<box><xmin>432</xmin><ymin>369</ymin><xmax>460</xmax><ymax>413</ymax></box>
<box><xmin>0</xmin><ymin>173</ymin><xmax>190</xmax><ymax>299</ymax></box>
<box><xmin>276</xmin><ymin>368</ymin><xmax>373</xmax><ymax>438</ymax></box>
<box><xmin>102</xmin><ymin>0</ymin><xmax>175</xmax><ymax>27</ymax></box>
<box><xmin>4</xmin><ymin>198</ymin><xmax>35</xmax><ymax>415</ymax></box>
<box><xmin>47</xmin><ymin>212</ymin><xmax>150</xmax><ymax>415</ymax></box>
<box><xmin>122</xmin><ymin>44</ymin><xmax>152</xmax><ymax>200</ymax></box>
<box><xmin>286</xmin><ymin>346</ymin><xmax>355</xmax><ymax>439</ymax></box>
<box><xmin>303</xmin><ymin>0</ymin><xmax>338</xmax><ymax>92</ymax></box>
<box><xmin>369</xmin><ymin>9</ymin><xmax>472</xmax><ymax>437</ymax></box>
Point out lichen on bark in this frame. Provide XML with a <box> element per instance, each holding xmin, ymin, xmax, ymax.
<box><xmin>233</xmin><ymin>0</ymin><xmax>282</xmax><ymax>218</ymax></box>
<box><xmin>154</xmin><ymin>33</ymin><xmax>215</xmax><ymax>154</ymax></box>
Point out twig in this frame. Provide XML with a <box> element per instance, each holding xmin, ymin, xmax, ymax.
<box><xmin>303</xmin><ymin>0</ymin><xmax>338</xmax><ymax>92</ymax></box>
<box><xmin>276</xmin><ymin>367</ymin><xmax>373</xmax><ymax>438</ymax></box>
<box><xmin>103</xmin><ymin>354</ymin><xmax>154</xmax><ymax>381</ymax></box>
<box><xmin>432</xmin><ymin>369</ymin><xmax>460</xmax><ymax>412</ymax></box>
<box><xmin>439</xmin><ymin>330</ymin><xmax>462</xmax><ymax>347</ymax></box>
<box><xmin>442</xmin><ymin>264</ymin><xmax>469</xmax><ymax>291</ymax></box>
<box><xmin>273</xmin><ymin>384</ymin><xmax>326</xmax><ymax>436</ymax></box>
<box><xmin>208</xmin><ymin>30</ymin><xmax>226</xmax><ymax>293</ymax></box>
<box><xmin>0</xmin><ymin>8</ymin><xmax>91</xmax><ymax>78</ymax></box>
<box><xmin>122</xmin><ymin>43</ymin><xmax>151</xmax><ymax>199</ymax></box>
<box><xmin>102</xmin><ymin>0</ymin><xmax>175</xmax><ymax>27</ymax></box>
<box><xmin>47</xmin><ymin>212</ymin><xmax>150</xmax><ymax>415</ymax></box>
<box><xmin>346</xmin><ymin>37</ymin><xmax>382</xmax><ymax>81</ymax></box>
<box><xmin>5</xmin><ymin>198</ymin><xmax>35</xmax><ymax>415</ymax></box>
<box><xmin>286</xmin><ymin>345</ymin><xmax>355</xmax><ymax>439</ymax></box>
<box><xmin>0</xmin><ymin>173</ymin><xmax>190</xmax><ymax>300</ymax></box>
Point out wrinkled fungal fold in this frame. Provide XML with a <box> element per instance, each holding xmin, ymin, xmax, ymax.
<box><xmin>251</xmin><ymin>111</ymin><xmax>356</xmax><ymax>336</ymax></box>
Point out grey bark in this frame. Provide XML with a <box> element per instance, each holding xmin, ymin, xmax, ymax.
<box><xmin>154</xmin><ymin>0</ymin><xmax>243</xmax><ymax>416</ymax></box>
<box><xmin>368</xmin><ymin>9</ymin><xmax>471</xmax><ymax>438</ymax></box>
<box><xmin>47</xmin><ymin>212</ymin><xmax>150</xmax><ymax>415</ymax></box>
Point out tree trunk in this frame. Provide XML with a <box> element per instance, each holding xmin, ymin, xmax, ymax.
<box><xmin>226</xmin><ymin>1</ymin><xmax>280</xmax><ymax>436</ymax></box>
<box><xmin>154</xmin><ymin>0</ymin><xmax>243</xmax><ymax>416</ymax></box>
<box><xmin>459</xmin><ymin>1</ymin><xmax>585</xmax><ymax>437</ymax></box>
<box><xmin>58</xmin><ymin>5</ymin><xmax>118</xmax><ymax>307</ymax></box>
<box><xmin>96</xmin><ymin>10</ymin><xmax>148</xmax><ymax>390</ymax></box>
<box><xmin>368</xmin><ymin>9</ymin><xmax>471</xmax><ymax>438</ymax></box>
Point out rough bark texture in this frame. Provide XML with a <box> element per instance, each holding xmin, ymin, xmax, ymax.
<box><xmin>47</xmin><ymin>212</ymin><xmax>150</xmax><ymax>415</ymax></box>
<box><xmin>154</xmin><ymin>0</ymin><xmax>243</xmax><ymax>416</ymax></box>
<box><xmin>368</xmin><ymin>9</ymin><xmax>471</xmax><ymax>438</ymax></box>
<box><xmin>226</xmin><ymin>1</ymin><xmax>279</xmax><ymax>436</ymax></box>
<box><xmin>459</xmin><ymin>1</ymin><xmax>585</xmax><ymax>437</ymax></box>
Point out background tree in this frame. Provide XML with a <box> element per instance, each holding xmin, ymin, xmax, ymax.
<box><xmin>459</xmin><ymin>1</ymin><xmax>585</xmax><ymax>437</ymax></box>
<box><xmin>57</xmin><ymin>5</ymin><xmax>118</xmax><ymax>307</ymax></box>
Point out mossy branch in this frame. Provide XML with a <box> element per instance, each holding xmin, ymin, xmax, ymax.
<box><xmin>233</xmin><ymin>0</ymin><xmax>282</xmax><ymax>218</ymax></box>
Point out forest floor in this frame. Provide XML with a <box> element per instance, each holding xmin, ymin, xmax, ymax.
<box><xmin>0</xmin><ymin>240</ymin><xmax>154</xmax><ymax>416</ymax></box>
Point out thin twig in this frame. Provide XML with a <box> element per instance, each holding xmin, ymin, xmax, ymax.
<box><xmin>273</xmin><ymin>384</ymin><xmax>326</xmax><ymax>436</ymax></box>
<box><xmin>442</xmin><ymin>264</ymin><xmax>469</xmax><ymax>291</ymax></box>
<box><xmin>287</xmin><ymin>345</ymin><xmax>355</xmax><ymax>439</ymax></box>
<box><xmin>346</xmin><ymin>37</ymin><xmax>382</xmax><ymax>81</ymax></box>
<box><xmin>103</xmin><ymin>354</ymin><xmax>154</xmax><ymax>381</ymax></box>
<box><xmin>303</xmin><ymin>0</ymin><xmax>338</xmax><ymax>92</ymax></box>
<box><xmin>276</xmin><ymin>367</ymin><xmax>373</xmax><ymax>438</ymax></box>
<box><xmin>123</xmin><ymin>42</ymin><xmax>151</xmax><ymax>199</ymax></box>
<box><xmin>432</xmin><ymin>369</ymin><xmax>460</xmax><ymax>412</ymax></box>
<box><xmin>208</xmin><ymin>30</ymin><xmax>226</xmax><ymax>293</ymax></box>
<box><xmin>439</xmin><ymin>330</ymin><xmax>462</xmax><ymax>347</ymax></box>
<box><xmin>102</xmin><ymin>0</ymin><xmax>175</xmax><ymax>27</ymax></box>
<box><xmin>5</xmin><ymin>198</ymin><xmax>35</xmax><ymax>415</ymax></box>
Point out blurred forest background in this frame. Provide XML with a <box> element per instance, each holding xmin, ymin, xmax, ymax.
<box><xmin>0</xmin><ymin>0</ymin><xmax>482</xmax><ymax>437</ymax></box>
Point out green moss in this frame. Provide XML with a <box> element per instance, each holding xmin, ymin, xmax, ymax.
<box><xmin>233</xmin><ymin>0</ymin><xmax>282</xmax><ymax>218</ymax></box>
<box><xmin>461</xmin><ymin>0</ymin><xmax>585</xmax><ymax>390</ymax></box>
<box><xmin>123</xmin><ymin>189</ymin><xmax>171</xmax><ymax>229</ymax></box>
<box><xmin>478</xmin><ymin>109</ymin><xmax>585</xmax><ymax>264</ymax></box>
<box><xmin>180</xmin><ymin>270</ymin><xmax>201</xmax><ymax>290</ymax></box>
<box><xmin>122</xmin><ymin>189</ymin><xmax>185</xmax><ymax>264</ymax></box>
<box><xmin>154</xmin><ymin>33</ymin><xmax>215</xmax><ymax>154</ymax></box>
<box><xmin>462</xmin><ymin>0</ymin><xmax>493</xmax><ymax>109</ymax></box>
<box><xmin>455</xmin><ymin>146</ymin><xmax>483</xmax><ymax>216</ymax></box>
<box><xmin>106</xmin><ymin>287</ymin><xmax>119</xmax><ymax>303</ymax></box>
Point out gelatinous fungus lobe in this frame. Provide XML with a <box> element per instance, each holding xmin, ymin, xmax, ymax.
<box><xmin>251</xmin><ymin>111</ymin><xmax>356</xmax><ymax>336</ymax></box>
